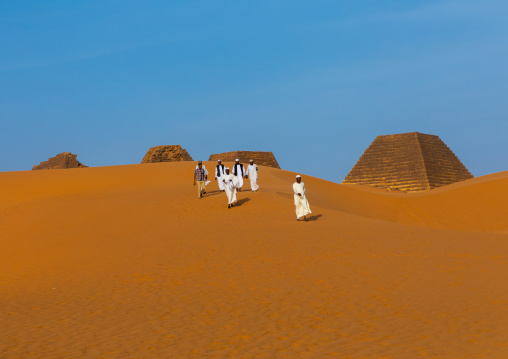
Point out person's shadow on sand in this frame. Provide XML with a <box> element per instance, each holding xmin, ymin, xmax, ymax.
<box><xmin>235</xmin><ymin>198</ymin><xmax>251</xmax><ymax>206</ymax></box>
<box><xmin>204</xmin><ymin>190</ymin><xmax>223</xmax><ymax>197</ymax></box>
<box><xmin>306</xmin><ymin>214</ymin><xmax>322</xmax><ymax>221</ymax></box>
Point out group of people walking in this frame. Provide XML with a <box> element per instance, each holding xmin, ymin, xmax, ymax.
<box><xmin>193</xmin><ymin>159</ymin><xmax>259</xmax><ymax>207</ymax></box>
<box><xmin>194</xmin><ymin>159</ymin><xmax>312</xmax><ymax>220</ymax></box>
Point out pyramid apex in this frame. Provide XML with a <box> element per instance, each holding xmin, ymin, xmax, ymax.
<box><xmin>377</xmin><ymin>131</ymin><xmax>435</xmax><ymax>138</ymax></box>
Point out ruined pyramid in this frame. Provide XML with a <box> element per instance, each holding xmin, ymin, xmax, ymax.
<box><xmin>32</xmin><ymin>152</ymin><xmax>88</xmax><ymax>170</ymax></box>
<box><xmin>208</xmin><ymin>151</ymin><xmax>280</xmax><ymax>169</ymax></box>
<box><xmin>141</xmin><ymin>145</ymin><xmax>193</xmax><ymax>163</ymax></box>
<box><xmin>342</xmin><ymin>132</ymin><xmax>473</xmax><ymax>192</ymax></box>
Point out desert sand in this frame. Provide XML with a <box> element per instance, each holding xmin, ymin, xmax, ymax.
<box><xmin>1</xmin><ymin>161</ymin><xmax>508</xmax><ymax>358</ymax></box>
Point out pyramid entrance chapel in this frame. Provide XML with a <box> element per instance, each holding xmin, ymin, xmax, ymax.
<box><xmin>342</xmin><ymin>132</ymin><xmax>473</xmax><ymax>192</ymax></box>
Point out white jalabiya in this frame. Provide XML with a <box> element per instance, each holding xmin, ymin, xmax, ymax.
<box><xmin>223</xmin><ymin>174</ymin><xmax>238</xmax><ymax>205</ymax></box>
<box><xmin>246</xmin><ymin>164</ymin><xmax>259</xmax><ymax>191</ymax></box>
<box><xmin>215</xmin><ymin>164</ymin><xmax>226</xmax><ymax>191</ymax></box>
<box><xmin>293</xmin><ymin>182</ymin><xmax>311</xmax><ymax>219</ymax></box>
<box><xmin>232</xmin><ymin>164</ymin><xmax>244</xmax><ymax>189</ymax></box>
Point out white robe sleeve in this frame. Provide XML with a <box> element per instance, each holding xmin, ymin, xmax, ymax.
<box><xmin>293</xmin><ymin>183</ymin><xmax>300</xmax><ymax>195</ymax></box>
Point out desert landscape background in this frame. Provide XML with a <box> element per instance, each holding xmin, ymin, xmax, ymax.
<box><xmin>1</xmin><ymin>161</ymin><xmax>508</xmax><ymax>358</ymax></box>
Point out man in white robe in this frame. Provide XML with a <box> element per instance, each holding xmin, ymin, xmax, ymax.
<box><xmin>222</xmin><ymin>168</ymin><xmax>237</xmax><ymax>208</ymax></box>
<box><xmin>245</xmin><ymin>159</ymin><xmax>259</xmax><ymax>191</ymax></box>
<box><xmin>293</xmin><ymin>175</ymin><xmax>311</xmax><ymax>221</ymax></box>
<box><xmin>232</xmin><ymin>159</ymin><xmax>245</xmax><ymax>192</ymax></box>
<box><xmin>215</xmin><ymin>159</ymin><xmax>226</xmax><ymax>192</ymax></box>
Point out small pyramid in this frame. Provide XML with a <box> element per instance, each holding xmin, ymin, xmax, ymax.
<box><xmin>141</xmin><ymin>145</ymin><xmax>193</xmax><ymax>163</ymax></box>
<box><xmin>208</xmin><ymin>151</ymin><xmax>280</xmax><ymax>168</ymax></box>
<box><xmin>342</xmin><ymin>132</ymin><xmax>473</xmax><ymax>192</ymax></box>
<box><xmin>33</xmin><ymin>152</ymin><xmax>88</xmax><ymax>170</ymax></box>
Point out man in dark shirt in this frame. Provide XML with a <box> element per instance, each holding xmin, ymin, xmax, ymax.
<box><xmin>193</xmin><ymin>161</ymin><xmax>207</xmax><ymax>199</ymax></box>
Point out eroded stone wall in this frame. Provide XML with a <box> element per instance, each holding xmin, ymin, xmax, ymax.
<box><xmin>33</xmin><ymin>152</ymin><xmax>88</xmax><ymax>170</ymax></box>
<box><xmin>141</xmin><ymin>145</ymin><xmax>193</xmax><ymax>163</ymax></box>
<box><xmin>208</xmin><ymin>151</ymin><xmax>280</xmax><ymax>168</ymax></box>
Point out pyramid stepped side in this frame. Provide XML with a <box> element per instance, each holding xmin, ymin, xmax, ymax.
<box><xmin>33</xmin><ymin>152</ymin><xmax>88</xmax><ymax>170</ymax></box>
<box><xmin>343</xmin><ymin>133</ymin><xmax>430</xmax><ymax>191</ymax></box>
<box><xmin>416</xmin><ymin>133</ymin><xmax>473</xmax><ymax>189</ymax></box>
<box><xmin>180</xmin><ymin>149</ymin><xmax>192</xmax><ymax>160</ymax></box>
<box><xmin>208</xmin><ymin>151</ymin><xmax>280</xmax><ymax>169</ymax></box>
<box><xmin>141</xmin><ymin>145</ymin><xmax>193</xmax><ymax>163</ymax></box>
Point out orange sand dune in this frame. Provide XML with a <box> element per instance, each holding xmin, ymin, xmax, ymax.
<box><xmin>1</xmin><ymin>162</ymin><xmax>508</xmax><ymax>358</ymax></box>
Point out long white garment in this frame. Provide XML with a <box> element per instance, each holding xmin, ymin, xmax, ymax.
<box><xmin>215</xmin><ymin>164</ymin><xmax>226</xmax><ymax>191</ymax></box>
<box><xmin>223</xmin><ymin>174</ymin><xmax>237</xmax><ymax>204</ymax></box>
<box><xmin>293</xmin><ymin>182</ymin><xmax>311</xmax><ymax>219</ymax></box>
<box><xmin>246</xmin><ymin>164</ymin><xmax>259</xmax><ymax>191</ymax></box>
<box><xmin>232</xmin><ymin>164</ymin><xmax>244</xmax><ymax>189</ymax></box>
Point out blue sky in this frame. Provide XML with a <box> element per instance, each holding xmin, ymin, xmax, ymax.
<box><xmin>1</xmin><ymin>0</ymin><xmax>507</xmax><ymax>182</ymax></box>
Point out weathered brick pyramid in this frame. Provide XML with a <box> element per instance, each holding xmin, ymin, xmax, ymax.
<box><xmin>208</xmin><ymin>151</ymin><xmax>280</xmax><ymax>168</ymax></box>
<box><xmin>343</xmin><ymin>132</ymin><xmax>473</xmax><ymax>192</ymax></box>
<box><xmin>141</xmin><ymin>145</ymin><xmax>193</xmax><ymax>163</ymax></box>
<box><xmin>33</xmin><ymin>152</ymin><xmax>88</xmax><ymax>170</ymax></box>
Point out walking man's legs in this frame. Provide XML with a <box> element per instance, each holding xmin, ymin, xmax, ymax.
<box><xmin>198</xmin><ymin>180</ymin><xmax>205</xmax><ymax>198</ymax></box>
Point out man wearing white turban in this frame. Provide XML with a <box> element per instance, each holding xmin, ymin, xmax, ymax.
<box><xmin>222</xmin><ymin>168</ymin><xmax>238</xmax><ymax>208</ymax></box>
<box><xmin>293</xmin><ymin>175</ymin><xmax>311</xmax><ymax>221</ymax></box>
<box><xmin>215</xmin><ymin>159</ymin><xmax>226</xmax><ymax>192</ymax></box>
<box><xmin>245</xmin><ymin>159</ymin><xmax>259</xmax><ymax>191</ymax></box>
<box><xmin>232</xmin><ymin>159</ymin><xmax>245</xmax><ymax>192</ymax></box>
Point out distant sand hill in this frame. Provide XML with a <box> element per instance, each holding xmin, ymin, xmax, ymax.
<box><xmin>1</xmin><ymin>162</ymin><xmax>508</xmax><ymax>358</ymax></box>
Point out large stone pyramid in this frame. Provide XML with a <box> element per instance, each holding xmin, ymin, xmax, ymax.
<box><xmin>33</xmin><ymin>152</ymin><xmax>88</xmax><ymax>170</ymax></box>
<box><xmin>342</xmin><ymin>132</ymin><xmax>473</xmax><ymax>192</ymax></box>
<box><xmin>141</xmin><ymin>145</ymin><xmax>193</xmax><ymax>163</ymax></box>
<box><xmin>208</xmin><ymin>151</ymin><xmax>280</xmax><ymax>169</ymax></box>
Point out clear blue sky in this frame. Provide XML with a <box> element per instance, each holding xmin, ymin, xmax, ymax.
<box><xmin>1</xmin><ymin>0</ymin><xmax>507</xmax><ymax>182</ymax></box>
